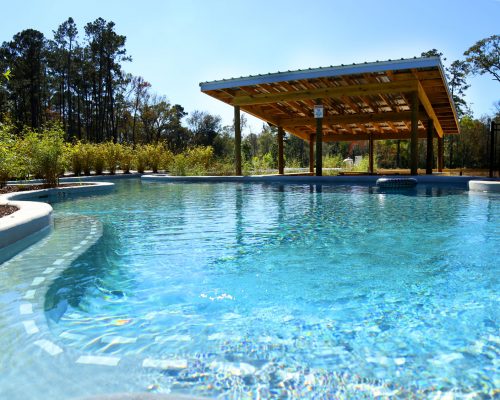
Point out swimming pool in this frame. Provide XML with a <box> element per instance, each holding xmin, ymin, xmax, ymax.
<box><xmin>1</xmin><ymin>179</ymin><xmax>498</xmax><ymax>399</ymax></box>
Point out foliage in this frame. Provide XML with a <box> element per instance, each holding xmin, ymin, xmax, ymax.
<box><xmin>0</xmin><ymin>123</ymin><xmax>18</xmax><ymax>186</ymax></box>
<box><xmin>134</xmin><ymin>145</ymin><xmax>149</xmax><ymax>173</ymax></box>
<box><xmin>18</xmin><ymin>125</ymin><xmax>68</xmax><ymax>187</ymax></box>
<box><xmin>323</xmin><ymin>154</ymin><xmax>343</xmax><ymax>168</ymax></box>
<box><xmin>143</xmin><ymin>143</ymin><xmax>164</xmax><ymax>173</ymax></box>
<box><xmin>464</xmin><ymin>35</ymin><xmax>500</xmax><ymax>83</ymax></box>
<box><xmin>421</xmin><ymin>49</ymin><xmax>471</xmax><ymax>118</ymax></box>
<box><xmin>2</xmin><ymin>68</ymin><xmax>11</xmax><ymax>81</ymax></box>
<box><xmin>169</xmin><ymin>146</ymin><xmax>214</xmax><ymax>176</ymax></box>
<box><xmin>352</xmin><ymin>155</ymin><xmax>372</xmax><ymax>172</ymax></box>
<box><xmin>102</xmin><ymin>142</ymin><xmax>123</xmax><ymax>174</ymax></box>
<box><xmin>119</xmin><ymin>144</ymin><xmax>134</xmax><ymax>173</ymax></box>
<box><xmin>92</xmin><ymin>144</ymin><xmax>106</xmax><ymax>175</ymax></box>
<box><xmin>68</xmin><ymin>141</ymin><xmax>84</xmax><ymax>176</ymax></box>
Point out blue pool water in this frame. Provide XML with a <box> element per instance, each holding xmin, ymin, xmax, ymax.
<box><xmin>2</xmin><ymin>179</ymin><xmax>499</xmax><ymax>398</ymax></box>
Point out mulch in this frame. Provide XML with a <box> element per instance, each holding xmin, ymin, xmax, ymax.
<box><xmin>0</xmin><ymin>205</ymin><xmax>19</xmax><ymax>218</ymax></box>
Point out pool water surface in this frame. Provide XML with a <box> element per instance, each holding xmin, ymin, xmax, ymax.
<box><xmin>1</xmin><ymin>179</ymin><xmax>499</xmax><ymax>399</ymax></box>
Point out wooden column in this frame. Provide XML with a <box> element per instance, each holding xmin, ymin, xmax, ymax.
<box><xmin>315</xmin><ymin>100</ymin><xmax>323</xmax><ymax>176</ymax></box>
<box><xmin>426</xmin><ymin>118</ymin><xmax>434</xmax><ymax>175</ymax></box>
<box><xmin>368</xmin><ymin>134</ymin><xmax>374</xmax><ymax>174</ymax></box>
<box><xmin>309</xmin><ymin>134</ymin><xmax>315</xmax><ymax>174</ymax></box>
<box><xmin>410</xmin><ymin>91</ymin><xmax>419</xmax><ymax>175</ymax></box>
<box><xmin>278</xmin><ymin>126</ymin><xmax>284</xmax><ymax>175</ymax></box>
<box><xmin>437</xmin><ymin>136</ymin><xmax>444</xmax><ymax>172</ymax></box>
<box><xmin>234</xmin><ymin>106</ymin><xmax>242</xmax><ymax>175</ymax></box>
<box><xmin>489</xmin><ymin>121</ymin><xmax>495</xmax><ymax>178</ymax></box>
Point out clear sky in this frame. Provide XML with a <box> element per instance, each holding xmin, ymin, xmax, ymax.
<box><xmin>1</xmin><ymin>0</ymin><xmax>499</xmax><ymax>133</ymax></box>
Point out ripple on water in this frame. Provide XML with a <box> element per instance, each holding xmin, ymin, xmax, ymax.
<box><xmin>42</xmin><ymin>180</ymin><xmax>500</xmax><ymax>397</ymax></box>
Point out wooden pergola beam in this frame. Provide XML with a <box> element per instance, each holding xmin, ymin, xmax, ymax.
<box><xmin>417</xmin><ymin>81</ymin><xmax>444</xmax><ymax>138</ymax></box>
<box><xmin>307</xmin><ymin>131</ymin><xmax>431</xmax><ymax>142</ymax></box>
<box><xmin>231</xmin><ymin>80</ymin><xmax>418</xmax><ymax>106</ymax></box>
<box><xmin>277</xmin><ymin>110</ymin><xmax>427</xmax><ymax>127</ymax></box>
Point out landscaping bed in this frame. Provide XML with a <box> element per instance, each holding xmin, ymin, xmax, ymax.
<box><xmin>0</xmin><ymin>205</ymin><xmax>18</xmax><ymax>218</ymax></box>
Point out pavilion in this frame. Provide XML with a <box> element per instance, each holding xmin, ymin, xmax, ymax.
<box><xmin>200</xmin><ymin>57</ymin><xmax>459</xmax><ymax>176</ymax></box>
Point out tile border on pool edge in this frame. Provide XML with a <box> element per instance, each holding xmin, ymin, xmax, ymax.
<box><xmin>140</xmin><ymin>173</ymin><xmax>496</xmax><ymax>186</ymax></box>
<box><xmin>0</xmin><ymin>182</ymin><xmax>114</xmax><ymax>260</ymax></box>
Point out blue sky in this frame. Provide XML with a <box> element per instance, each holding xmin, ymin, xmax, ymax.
<box><xmin>1</xmin><ymin>0</ymin><xmax>499</xmax><ymax>133</ymax></box>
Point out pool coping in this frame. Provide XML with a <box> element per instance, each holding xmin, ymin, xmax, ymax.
<box><xmin>141</xmin><ymin>173</ymin><xmax>499</xmax><ymax>186</ymax></box>
<box><xmin>0</xmin><ymin>182</ymin><xmax>114</xmax><ymax>256</ymax></box>
<box><xmin>468</xmin><ymin>180</ymin><xmax>500</xmax><ymax>193</ymax></box>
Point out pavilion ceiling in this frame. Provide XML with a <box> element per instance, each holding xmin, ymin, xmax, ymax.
<box><xmin>200</xmin><ymin>57</ymin><xmax>459</xmax><ymax>142</ymax></box>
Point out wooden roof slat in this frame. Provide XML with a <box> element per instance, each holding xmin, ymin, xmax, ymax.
<box><xmin>232</xmin><ymin>80</ymin><xmax>418</xmax><ymax>106</ymax></box>
<box><xmin>200</xmin><ymin>57</ymin><xmax>459</xmax><ymax>139</ymax></box>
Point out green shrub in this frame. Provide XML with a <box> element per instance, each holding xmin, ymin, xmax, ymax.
<box><xmin>102</xmin><ymin>142</ymin><xmax>122</xmax><ymax>175</ymax></box>
<box><xmin>134</xmin><ymin>145</ymin><xmax>149</xmax><ymax>173</ymax></box>
<box><xmin>92</xmin><ymin>144</ymin><xmax>106</xmax><ymax>175</ymax></box>
<box><xmin>0</xmin><ymin>124</ymin><xmax>17</xmax><ymax>186</ymax></box>
<box><xmin>353</xmin><ymin>155</ymin><xmax>375</xmax><ymax>172</ymax></box>
<box><xmin>120</xmin><ymin>144</ymin><xmax>134</xmax><ymax>174</ymax></box>
<box><xmin>20</xmin><ymin>126</ymin><xmax>67</xmax><ymax>187</ymax></box>
<box><xmin>160</xmin><ymin>148</ymin><xmax>174</xmax><ymax>172</ymax></box>
<box><xmin>69</xmin><ymin>141</ymin><xmax>84</xmax><ymax>176</ymax></box>
<box><xmin>170</xmin><ymin>146</ymin><xmax>214</xmax><ymax>176</ymax></box>
<box><xmin>323</xmin><ymin>154</ymin><xmax>343</xmax><ymax>168</ymax></box>
<box><xmin>145</xmin><ymin>143</ymin><xmax>165</xmax><ymax>173</ymax></box>
<box><xmin>207</xmin><ymin>159</ymin><xmax>234</xmax><ymax>176</ymax></box>
<box><xmin>170</xmin><ymin>153</ymin><xmax>189</xmax><ymax>176</ymax></box>
<box><xmin>186</xmin><ymin>146</ymin><xmax>213</xmax><ymax>171</ymax></box>
<box><xmin>80</xmin><ymin>143</ymin><xmax>94</xmax><ymax>175</ymax></box>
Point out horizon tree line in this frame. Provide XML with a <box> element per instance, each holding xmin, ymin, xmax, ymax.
<box><xmin>1</xmin><ymin>19</ymin><xmax>499</xmax><ymax>170</ymax></box>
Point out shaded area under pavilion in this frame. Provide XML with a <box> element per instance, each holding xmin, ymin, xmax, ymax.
<box><xmin>200</xmin><ymin>57</ymin><xmax>459</xmax><ymax>176</ymax></box>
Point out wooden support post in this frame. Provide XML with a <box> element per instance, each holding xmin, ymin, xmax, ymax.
<box><xmin>368</xmin><ymin>134</ymin><xmax>374</xmax><ymax>174</ymax></box>
<box><xmin>315</xmin><ymin>100</ymin><xmax>323</xmax><ymax>176</ymax></box>
<box><xmin>309</xmin><ymin>134</ymin><xmax>315</xmax><ymax>174</ymax></box>
<box><xmin>410</xmin><ymin>91</ymin><xmax>419</xmax><ymax>175</ymax></box>
<box><xmin>489</xmin><ymin>121</ymin><xmax>495</xmax><ymax>178</ymax></box>
<box><xmin>278</xmin><ymin>126</ymin><xmax>284</xmax><ymax>175</ymax></box>
<box><xmin>234</xmin><ymin>106</ymin><xmax>242</xmax><ymax>175</ymax></box>
<box><xmin>426</xmin><ymin>118</ymin><xmax>434</xmax><ymax>175</ymax></box>
<box><xmin>437</xmin><ymin>136</ymin><xmax>444</xmax><ymax>172</ymax></box>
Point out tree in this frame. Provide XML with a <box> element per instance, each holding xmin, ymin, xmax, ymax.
<box><xmin>1</xmin><ymin>29</ymin><xmax>48</xmax><ymax>129</ymax></box>
<box><xmin>129</xmin><ymin>75</ymin><xmax>150</xmax><ymax>145</ymax></box>
<box><xmin>50</xmin><ymin>17</ymin><xmax>78</xmax><ymax>138</ymax></box>
<box><xmin>84</xmin><ymin>17</ymin><xmax>130</xmax><ymax>142</ymax></box>
<box><xmin>187</xmin><ymin>110</ymin><xmax>221</xmax><ymax>147</ymax></box>
<box><xmin>464</xmin><ymin>35</ymin><xmax>500</xmax><ymax>83</ymax></box>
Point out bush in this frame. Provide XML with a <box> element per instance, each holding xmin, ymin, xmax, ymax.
<box><xmin>145</xmin><ymin>143</ymin><xmax>165</xmax><ymax>173</ymax></box>
<box><xmin>0</xmin><ymin>124</ymin><xmax>18</xmax><ymax>186</ymax></box>
<box><xmin>186</xmin><ymin>146</ymin><xmax>213</xmax><ymax>171</ymax></box>
<box><xmin>79</xmin><ymin>143</ymin><xmax>94</xmax><ymax>175</ymax></box>
<box><xmin>353</xmin><ymin>155</ymin><xmax>375</xmax><ymax>172</ymax></box>
<box><xmin>20</xmin><ymin>126</ymin><xmax>67</xmax><ymax>187</ymax></box>
<box><xmin>170</xmin><ymin>153</ymin><xmax>189</xmax><ymax>176</ymax></box>
<box><xmin>323</xmin><ymin>154</ymin><xmax>343</xmax><ymax>168</ymax></box>
<box><xmin>134</xmin><ymin>145</ymin><xmax>149</xmax><ymax>173</ymax></box>
<box><xmin>69</xmin><ymin>141</ymin><xmax>84</xmax><ymax>176</ymax></box>
<box><xmin>207</xmin><ymin>159</ymin><xmax>234</xmax><ymax>176</ymax></box>
<box><xmin>120</xmin><ymin>144</ymin><xmax>134</xmax><ymax>174</ymax></box>
<box><xmin>160</xmin><ymin>148</ymin><xmax>174</xmax><ymax>172</ymax></box>
<box><xmin>92</xmin><ymin>144</ymin><xmax>106</xmax><ymax>175</ymax></box>
<box><xmin>102</xmin><ymin>142</ymin><xmax>123</xmax><ymax>175</ymax></box>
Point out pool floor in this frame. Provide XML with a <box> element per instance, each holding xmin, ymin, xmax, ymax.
<box><xmin>0</xmin><ymin>180</ymin><xmax>498</xmax><ymax>399</ymax></box>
